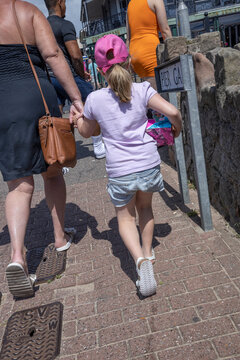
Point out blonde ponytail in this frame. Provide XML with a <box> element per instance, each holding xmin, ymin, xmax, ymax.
<box><xmin>106</xmin><ymin>60</ymin><xmax>132</xmax><ymax>102</ymax></box>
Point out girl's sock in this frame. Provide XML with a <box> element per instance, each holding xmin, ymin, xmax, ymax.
<box><xmin>91</xmin><ymin>134</ymin><xmax>106</xmax><ymax>159</ymax></box>
<box><xmin>91</xmin><ymin>134</ymin><xmax>102</xmax><ymax>144</ymax></box>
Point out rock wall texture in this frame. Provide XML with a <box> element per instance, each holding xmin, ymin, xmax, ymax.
<box><xmin>157</xmin><ymin>33</ymin><xmax>240</xmax><ymax>228</ymax></box>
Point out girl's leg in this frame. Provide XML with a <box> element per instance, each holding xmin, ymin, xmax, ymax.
<box><xmin>115</xmin><ymin>196</ymin><xmax>144</xmax><ymax>262</ymax></box>
<box><xmin>136</xmin><ymin>191</ymin><xmax>154</xmax><ymax>259</ymax></box>
<box><xmin>116</xmin><ymin>193</ymin><xmax>157</xmax><ymax>297</ymax></box>
<box><xmin>42</xmin><ymin>169</ymin><xmax>70</xmax><ymax>249</ymax></box>
<box><xmin>6</xmin><ymin>176</ymin><xmax>34</xmax><ymax>270</ymax></box>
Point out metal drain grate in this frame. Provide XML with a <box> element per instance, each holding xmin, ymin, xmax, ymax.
<box><xmin>27</xmin><ymin>243</ymin><xmax>66</xmax><ymax>284</ymax></box>
<box><xmin>0</xmin><ymin>301</ymin><xmax>63</xmax><ymax>360</ymax></box>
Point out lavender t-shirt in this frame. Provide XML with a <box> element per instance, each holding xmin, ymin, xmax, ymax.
<box><xmin>84</xmin><ymin>81</ymin><xmax>161</xmax><ymax>178</ymax></box>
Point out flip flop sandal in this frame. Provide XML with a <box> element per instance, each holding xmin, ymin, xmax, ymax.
<box><xmin>145</xmin><ymin>248</ymin><xmax>156</xmax><ymax>264</ymax></box>
<box><xmin>29</xmin><ymin>274</ymin><xmax>37</xmax><ymax>284</ymax></box>
<box><xmin>56</xmin><ymin>227</ymin><xmax>77</xmax><ymax>252</ymax></box>
<box><xmin>6</xmin><ymin>262</ymin><xmax>34</xmax><ymax>298</ymax></box>
<box><xmin>136</xmin><ymin>258</ymin><xmax>157</xmax><ymax>297</ymax></box>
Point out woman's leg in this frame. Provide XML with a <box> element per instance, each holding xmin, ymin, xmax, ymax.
<box><xmin>6</xmin><ymin>176</ymin><xmax>34</xmax><ymax>270</ymax></box>
<box><xmin>42</xmin><ymin>168</ymin><xmax>69</xmax><ymax>248</ymax></box>
<box><xmin>136</xmin><ymin>191</ymin><xmax>154</xmax><ymax>259</ymax></box>
<box><xmin>142</xmin><ymin>76</ymin><xmax>157</xmax><ymax>90</ymax></box>
<box><xmin>115</xmin><ymin>196</ymin><xmax>144</xmax><ymax>262</ymax></box>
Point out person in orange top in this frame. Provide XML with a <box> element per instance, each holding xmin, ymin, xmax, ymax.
<box><xmin>127</xmin><ymin>0</ymin><xmax>172</xmax><ymax>89</ymax></box>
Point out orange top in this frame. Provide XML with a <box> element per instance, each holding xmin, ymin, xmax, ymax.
<box><xmin>127</xmin><ymin>0</ymin><xmax>160</xmax><ymax>78</ymax></box>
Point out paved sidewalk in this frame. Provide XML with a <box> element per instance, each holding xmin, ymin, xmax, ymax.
<box><xmin>1</xmin><ymin>135</ymin><xmax>240</xmax><ymax>359</ymax></box>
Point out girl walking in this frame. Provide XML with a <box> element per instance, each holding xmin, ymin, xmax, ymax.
<box><xmin>74</xmin><ymin>34</ymin><xmax>182</xmax><ymax>297</ymax></box>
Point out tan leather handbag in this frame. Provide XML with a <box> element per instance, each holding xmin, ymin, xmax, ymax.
<box><xmin>13</xmin><ymin>0</ymin><xmax>77</xmax><ymax>169</ymax></box>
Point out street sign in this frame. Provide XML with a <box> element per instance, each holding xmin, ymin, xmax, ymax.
<box><xmin>154</xmin><ymin>54</ymin><xmax>213</xmax><ymax>231</ymax></box>
<box><xmin>155</xmin><ymin>56</ymin><xmax>191</xmax><ymax>93</ymax></box>
<box><xmin>159</xmin><ymin>61</ymin><xmax>184</xmax><ymax>92</ymax></box>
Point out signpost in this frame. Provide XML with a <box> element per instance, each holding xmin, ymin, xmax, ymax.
<box><xmin>159</xmin><ymin>61</ymin><xmax>184</xmax><ymax>92</ymax></box>
<box><xmin>155</xmin><ymin>54</ymin><xmax>213</xmax><ymax>231</ymax></box>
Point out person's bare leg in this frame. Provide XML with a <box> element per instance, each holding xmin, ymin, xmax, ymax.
<box><xmin>142</xmin><ymin>76</ymin><xmax>157</xmax><ymax>90</ymax></box>
<box><xmin>115</xmin><ymin>196</ymin><xmax>144</xmax><ymax>262</ymax></box>
<box><xmin>6</xmin><ymin>176</ymin><xmax>34</xmax><ymax>271</ymax></box>
<box><xmin>42</xmin><ymin>168</ymin><xmax>69</xmax><ymax>248</ymax></box>
<box><xmin>136</xmin><ymin>191</ymin><xmax>154</xmax><ymax>258</ymax></box>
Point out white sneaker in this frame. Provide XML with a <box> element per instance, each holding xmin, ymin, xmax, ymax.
<box><xmin>145</xmin><ymin>248</ymin><xmax>156</xmax><ymax>264</ymax></box>
<box><xmin>62</xmin><ymin>167</ymin><xmax>70</xmax><ymax>175</ymax></box>
<box><xmin>136</xmin><ymin>258</ymin><xmax>157</xmax><ymax>297</ymax></box>
<box><xmin>93</xmin><ymin>140</ymin><xmax>106</xmax><ymax>159</ymax></box>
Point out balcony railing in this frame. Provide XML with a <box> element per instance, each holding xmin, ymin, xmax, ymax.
<box><xmin>82</xmin><ymin>10</ymin><xmax>127</xmax><ymax>38</ymax></box>
<box><xmin>81</xmin><ymin>0</ymin><xmax>240</xmax><ymax>42</ymax></box>
<box><xmin>165</xmin><ymin>0</ymin><xmax>240</xmax><ymax>17</ymax></box>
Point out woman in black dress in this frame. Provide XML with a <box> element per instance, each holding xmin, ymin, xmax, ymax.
<box><xmin>0</xmin><ymin>0</ymin><xmax>83</xmax><ymax>298</ymax></box>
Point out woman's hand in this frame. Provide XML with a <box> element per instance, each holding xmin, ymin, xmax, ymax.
<box><xmin>69</xmin><ymin>99</ymin><xmax>84</xmax><ymax>124</ymax></box>
<box><xmin>71</xmin><ymin>115</ymin><xmax>83</xmax><ymax>128</ymax></box>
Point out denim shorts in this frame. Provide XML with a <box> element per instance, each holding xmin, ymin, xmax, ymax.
<box><xmin>50</xmin><ymin>76</ymin><xmax>93</xmax><ymax>105</ymax></box>
<box><xmin>107</xmin><ymin>165</ymin><xmax>164</xmax><ymax>207</ymax></box>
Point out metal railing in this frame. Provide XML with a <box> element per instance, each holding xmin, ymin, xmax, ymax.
<box><xmin>82</xmin><ymin>10</ymin><xmax>126</xmax><ymax>37</ymax></box>
<box><xmin>165</xmin><ymin>0</ymin><xmax>240</xmax><ymax>17</ymax></box>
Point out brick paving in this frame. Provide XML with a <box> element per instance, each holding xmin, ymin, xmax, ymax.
<box><xmin>1</xmin><ymin>134</ymin><xmax>240</xmax><ymax>359</ymax></box>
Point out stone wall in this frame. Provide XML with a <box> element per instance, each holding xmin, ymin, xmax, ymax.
<box><xmin>157</xmin><ymin>33</ymin><xmax>240</xmax><ymax>228</ymax></box>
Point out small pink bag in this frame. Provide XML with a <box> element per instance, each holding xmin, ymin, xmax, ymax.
<box><xmin>146</xmin><ymin>114</ymin><xmax>174</xmax><ymax>147</ymax></box>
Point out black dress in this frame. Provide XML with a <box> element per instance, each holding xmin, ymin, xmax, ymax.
<box><xmin>0</xmin><ymin>44</ymin><xmax>61</xmax><ymax>181</ymax></box>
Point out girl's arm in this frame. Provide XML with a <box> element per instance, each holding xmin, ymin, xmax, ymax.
<box><xmin>76</xmin><ymin>117</ymin><xmax>98</xmax><ymax>138</ymax></box>
<box><xmin>148</xmin><ymin>93</ymin><xmax>182</xmax><ymax>137</ymax></box>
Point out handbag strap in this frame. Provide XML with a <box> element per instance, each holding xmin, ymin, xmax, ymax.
<box><xmin>12</xmin><ymin>0</ymin><xmax>50</xmax><ymax>116</ymax></box>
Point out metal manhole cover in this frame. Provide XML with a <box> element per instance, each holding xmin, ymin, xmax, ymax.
<box><xmin>27</xmin><ymin>243</ymin><xmax>66</xmax><ymax>284</ymax></box>
<box><xmin>0</xmin><ymin>301</ymin><xmax>63</xmax><ymax>360</ymax></box>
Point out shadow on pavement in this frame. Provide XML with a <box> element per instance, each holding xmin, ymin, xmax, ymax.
<box><xmin>0</xmin><ymin>200</ymin><xmax>99</xmax><ymax>248</ymax></box>
<box><xmin>76</xmin><ymin>140</ymin><xmax>95</xmax><ymax>160</ymax></box>
<box><xmin>158</xmin><ymin>147</ymin><xmax>202</xmax><ymax>227</ymax></box>
<box><xmin>160</xmin><ymin>181</ymin><xmax>202</xmax><ymax>227</ymax></box>
<box><xmin>88</xmin><ymin>216</ymin><xmax>172</xmax><ymax>286</ymax></box>
<box><xmin>0</xmin><ymin>200</ymin><xmax>102</xmax><ymax>295</ymax></box>
<box><xmin>0</xmin><ymin>196</ymin><xmax>172</xmax><ymax>290</ymax></box>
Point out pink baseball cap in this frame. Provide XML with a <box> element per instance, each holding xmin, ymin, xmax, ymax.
<box><xmin>94</xmin><ymin>34</ymin><xmax>129</xmax><ymax>73</ymax></box>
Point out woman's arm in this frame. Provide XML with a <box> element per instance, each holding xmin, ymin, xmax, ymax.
<box><xmin>149</xmin><ymin>0</ymin><xmax>172</xmax><ymax>41</ymax></box>
<box><xmin>148</xmin><ymin>93</ymin><xmax>182</xmax><ymax>137</ymax></box>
